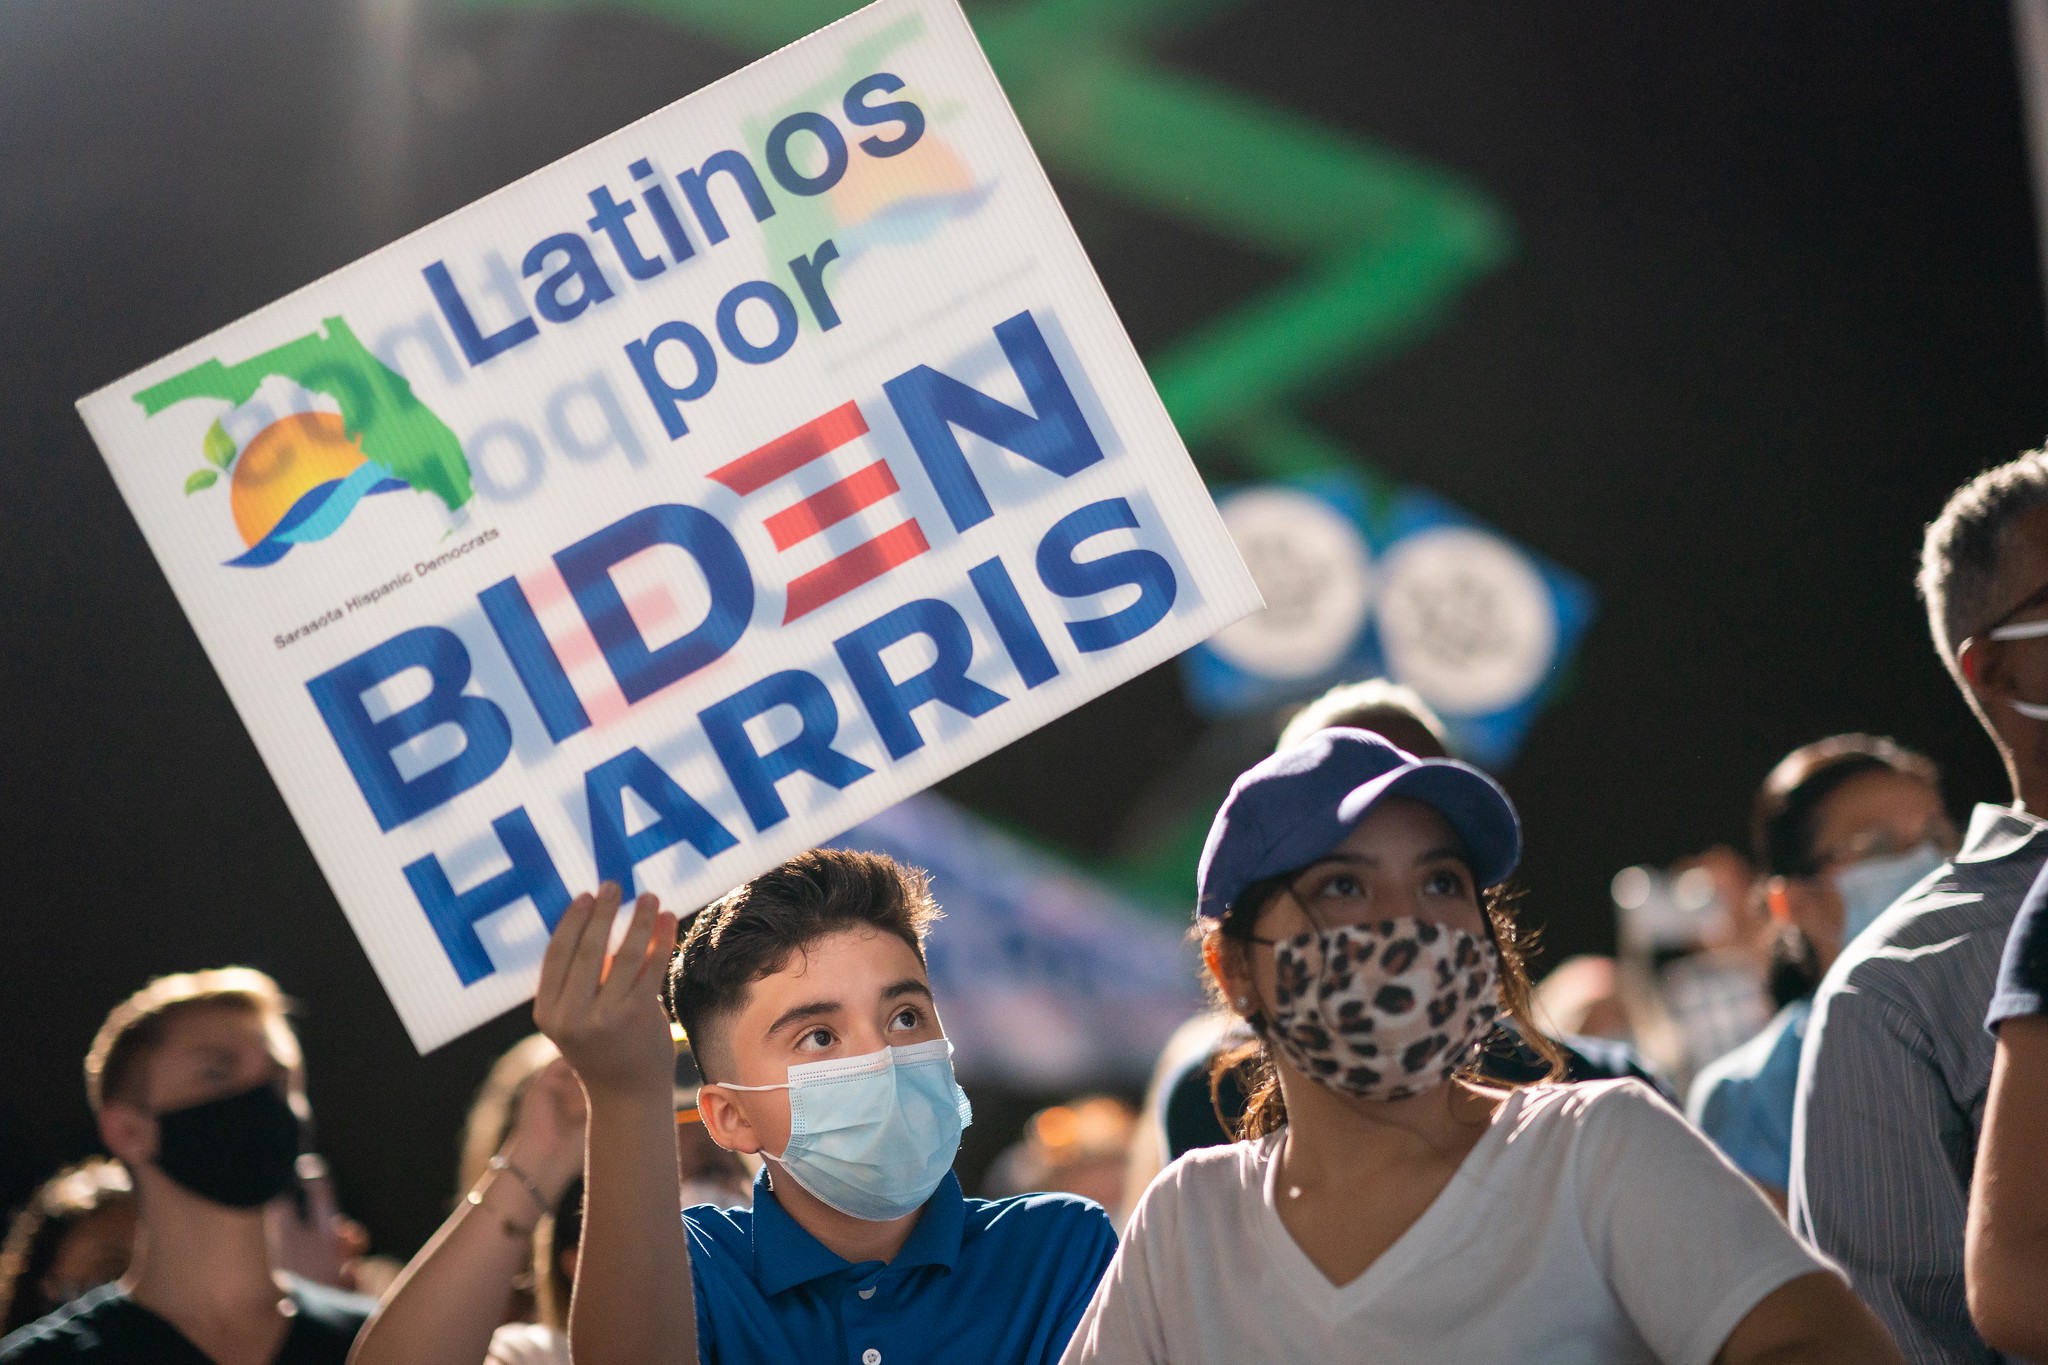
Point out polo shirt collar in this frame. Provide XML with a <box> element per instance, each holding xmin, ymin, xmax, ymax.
<box><xmin>1957</xmin><ymin>802</ymin><xmax>2048</xmax><ymax>865</ymax></box>
<box><xmin>889</xmin><ymin>1172</ymin><xmax>965</xmax><ymax>1273</ymax></box>
<box><xmin>751</xmin><ymin>1169</ymin><xmax>966</xmax><ymax>1296</ymax></box>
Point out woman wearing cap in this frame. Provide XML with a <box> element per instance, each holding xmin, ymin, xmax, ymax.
<box><xmin>1060</xmin><ymin>729</ymin><xmax>1898</xmax><ymax>1364</ymax></box>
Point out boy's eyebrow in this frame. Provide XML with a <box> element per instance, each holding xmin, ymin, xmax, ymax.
<box><xmin>764</xmin><ymin>999</ymin><xmax>843</xmax><ymax>1039</ymax></box>
<box><xmin>763</xmin><ymin>980</ymin><xmax>935</xmax><ymax>1039</ymax></box>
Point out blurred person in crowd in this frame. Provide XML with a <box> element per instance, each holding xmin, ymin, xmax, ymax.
<box><xmin>1121</xmin><ymin>1012</ymin><xmax>1250</xmax><ymax>1220</ymax></box>
<box><xmin>1274</xmin><ymin>677</ymin><xmax>1452</xmax><ymax>757</ymax></box>
<box><xmin>352</xmin><ymin>1039</ymin><xmax>585</xmax><ymax>1365</ymax></box>
<box><xmin>269</xmin><ymin>1154</ymin><xmax>389</xmax><ymax>1298</ymax></box>
<box><xmin>1689</xmin><ymin>736</ymin><xmax>1952</xmax><ymax>1212</ymax></box>
<box><xmin>457</xmin><ymin>1034</ymin><xmax>564</xmax><ymax>1209</ymax></box>
<box><xmin>1666</xmin><ymin>848</ymin><xmax>1774</xmax><ymax>1068</ymax></box>
<box><xmin>0</xmin><ymin>969</ymin><xmax>373</xmax><ymax>1364</ymax></box>
<box><xmin>1064</xmin><ymin>729</ymin><xmax>1897</xmax><ymax>1363</ymax></box>
<box><xmin>1610</xmin><ymin>848</ymin><xmax>1773</xmax><ymax>1088</ymax></box>
<box><xmin>984</xmin><ymin>1098</ymin><xmax>1138</xmax><ymax>1217</ymax></box>
<box><xmin>1965</xmin><ymin>858</ymin><xmax>2048</xmax><ymax>1357</ymax></box>
<box><xmin>0</xmin><ymin>1161</ymin><xmax>135</xmax><ymax>1337</ymax></box>
<box><xmin>487</xmin><ymin>1176</ymin><xmax>581</xmax><ymax>1365</ymax></box>
<box><xmin>448</xmin><ymin>1034</ymin><xmax>592</xmax><ymax>1328</ymax></box>
<box><xmin>1531</xmin><ymin>954</ymin><xmax>1630</xmax><ymax>1041</ymax></box>
<box><xmin>1793</xmin><ymin>450</ymin><xmax>2048</xmax><ymax>1362</ymax></box>
<box><xmin>353</xmin><ymin>1024</ymin><xmax>759</xmax><ymax>1365</ymax></box>
<box><xmin>536</xmin><ymin>855</ymin><xmax>1116</xmax><ymax>1365</ymax></box>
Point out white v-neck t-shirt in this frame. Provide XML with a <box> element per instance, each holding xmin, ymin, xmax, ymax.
<box><xmin>1060</xmin><ymin>1080</ymin><xmax>1831</xmax><ymax>1365</ymax></box>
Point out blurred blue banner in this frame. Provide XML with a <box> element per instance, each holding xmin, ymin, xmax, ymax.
<box><xmin>834</xmin><ymin>792</ymin><xmax>1205</xmax><ymax>1090</ymax></box>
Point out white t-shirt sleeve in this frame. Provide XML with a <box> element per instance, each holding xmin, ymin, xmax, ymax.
<box><xmin>1058</xmin><ymin>1164</ymin><xmax>1178</xmax><ymax>1365</ymax></box>
<box><xmin>485</xmin><ymin>1323</ymin><xmax>570</xmax><ymax>1365</ymax></box>
<box><xmin>1570</xmin><ymin>1080</ymin><xmax>1833</xmax><ymax>1365</ymax></box>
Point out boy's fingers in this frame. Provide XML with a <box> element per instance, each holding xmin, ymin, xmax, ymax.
<box><xmin>599</xmin><ymin>892</ymin><xmax>661</xmax><ymax>1002</ymax></box>
<box><xmin>636</xmin><ymin>902</ymin><xmax>678</xmax><ymax>991</ymax></box>
<box><xmin>563</xmin><ymin>882</ymin><xmax>624</xmax><ymax>1007</ymax></box>
<box><xmin>536</xmin><ymin>892</ymin><xmax>595</xmax><ymax>1013</ymax></box>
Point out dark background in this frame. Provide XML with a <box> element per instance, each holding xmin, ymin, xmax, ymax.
<box><xmin>2</xmin><ymin>0</ymin><xmax>2041</xmax><ymax>1256</ymax></box>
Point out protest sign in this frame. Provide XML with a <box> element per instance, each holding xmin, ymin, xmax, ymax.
<box><xmin>76</xmin><ymin>0</ymin><xmax>1260</xmax><ymax>1051</ymax></box>
<box><xmin>833</xmin><ymin>793</ymin><xmax>1204</xmax><ymax>1089</ymax></box>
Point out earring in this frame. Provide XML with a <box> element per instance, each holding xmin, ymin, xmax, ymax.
<box><xmin>1235</xmin><ymin>996</ymin><xmax>1251</xmax><ymax>1010</ymax></box>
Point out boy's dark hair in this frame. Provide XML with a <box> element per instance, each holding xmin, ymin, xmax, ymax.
<box><xmin>665</xmin><ymin>849</ymin><xmax>941</xmax><ymax>1078</ymax></box>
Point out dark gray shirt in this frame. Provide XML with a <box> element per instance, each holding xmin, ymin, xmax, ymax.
<box><xmin>0</xmin><ymin>1279</ymin><xmax>371</xmax><ymax>1364</ymax></box>
<box><xmin>1789</xmin><ymin>802</ymin><xmax>2048</xmax><ymax>1365</ymax></box>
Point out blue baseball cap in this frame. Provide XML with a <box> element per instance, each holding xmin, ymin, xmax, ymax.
<box><xmin>1195</xmin><ymin>727</ymin><xmax>1522</xmax><ymax>923</ymax></box>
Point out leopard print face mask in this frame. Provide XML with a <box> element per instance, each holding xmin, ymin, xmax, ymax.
<box><xmin>1259</xmin><ymin>917</ymin><xmax>1501</xmax><ymax>1101</ymax></box>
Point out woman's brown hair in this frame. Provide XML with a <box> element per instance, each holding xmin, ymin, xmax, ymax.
<box><xmin>1206</xmin><ymin>874</ymin><xmax>1564</xmax><ymax>1140</ymax></box>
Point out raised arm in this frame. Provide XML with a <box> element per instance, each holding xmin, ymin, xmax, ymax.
<box><xmin>532</xmin><ymin>886</ymin><xmax>693</xmax><ymax>1365</ymax></box>
<box><xmin>1966</xmin><ymin>1016</ymin><xmax>2048</xmax><ymax>1358</ymax></box>
<box><xmin>348</xmin><ymin>1059</ymin><xmax>585</xmax><ymax>1365</ymax></box>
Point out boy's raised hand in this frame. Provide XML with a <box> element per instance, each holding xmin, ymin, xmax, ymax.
<box><xmin>534</xmin><ymin>883</ymin><xmax>679</xmax><ymax>1099</ymax></box>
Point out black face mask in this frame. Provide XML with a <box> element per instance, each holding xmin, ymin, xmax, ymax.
<box><xmin>153</xmin><ymin>1083</ymin><xmax>303</xmax><ymax>1209</ymax></box>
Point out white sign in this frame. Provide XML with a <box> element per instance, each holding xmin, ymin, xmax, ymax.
<box><xmin>76</xmin><ymin>0</ymin><xmax>1259</xmax><ymax>1051</ymax></box>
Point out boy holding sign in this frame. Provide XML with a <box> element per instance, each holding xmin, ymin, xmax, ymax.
<box><xmin>355</xmin><ymin>855</ymin><xmax>1115</xmax><ymax>1365</ymax></box>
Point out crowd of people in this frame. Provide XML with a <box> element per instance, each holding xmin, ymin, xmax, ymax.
<box><xmin>6</xmin><ymin>453</ymin><xmax>2048</xmax><ymax>1362</ymax></box>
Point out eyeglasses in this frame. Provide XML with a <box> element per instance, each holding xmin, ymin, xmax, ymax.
<box><xmin>1973</xmin><ymin>580</ymin><xmax>2048</xmax><ymax>647</ymax></box>
<box><xmin>1811</xmin><ymin>816</ymin><xmax>1959</xmax><ymax>873</ymax></box>
<box><xmin>1990</xmin><ymin>617</ymin><xmax>2048</xmax><ymax>644</ymax></box>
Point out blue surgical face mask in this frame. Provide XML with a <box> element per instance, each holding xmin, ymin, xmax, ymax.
<box><xmin>710</xmin><ymin>1039</ymin><xmax>971</xmax><ymax>1222</ymax></box>
<box><xmin>1833</xmin><ymin>841</ymin><xmax>1945</xmax><ymax>948</ymax></box>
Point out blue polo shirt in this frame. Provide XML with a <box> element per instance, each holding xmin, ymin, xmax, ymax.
<box><xmin>683</xmin><ymin>1169</ymin><xmax>1116</xmax><ymax>1365</ymax></box>
<box><xmin>1687</xmin><ymin>998</ymin><xmax>1809</xmax><ymax>1191</ymax></box>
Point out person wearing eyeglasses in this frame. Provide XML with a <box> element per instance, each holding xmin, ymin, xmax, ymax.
<box><xmin>1688</xmin><ymin>735</ymin><xmax>1955</xmax><ymax>1212</ymax></box>
<box><xmin>1792</xmin><ymin>449</ymin><xmax>2048</xmax><ymax>1362</ymax></box>
<box><xmin>1062</xmin><ymin>728</ymin><xmax>1899</xmax><ymax>1363</ymax></box>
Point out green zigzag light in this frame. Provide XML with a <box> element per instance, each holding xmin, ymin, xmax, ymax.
<box><xmin>457</xmin><ymin>0</ymin><xmax>1535</xmax><ymax>911</ymax></box>
<box><xmin>456</xmin><ymin>0</ymin><xmax>1515</xmax><ymax>478</ymax></box>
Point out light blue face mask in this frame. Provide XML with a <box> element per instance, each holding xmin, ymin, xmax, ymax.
<box><xmin>710</xmin><ymin>1038</ymin><xmax>972</xmax><ymax>1222</ymax></box>
<box><xmin>1833</xmin><ymin>841</ymin><xmax>1946</xmax><ymax>948</ymax></box>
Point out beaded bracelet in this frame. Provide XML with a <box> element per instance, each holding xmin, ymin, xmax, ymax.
<box><xmin>465</xmin><ymin>1184</ymin><xmax>535</xmax><ymax>1241</ymax></box>
<box><xmin>489</xmin><ymin>1154</ymin><xmax>552</xmax><ymax>1216</ymax></box>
